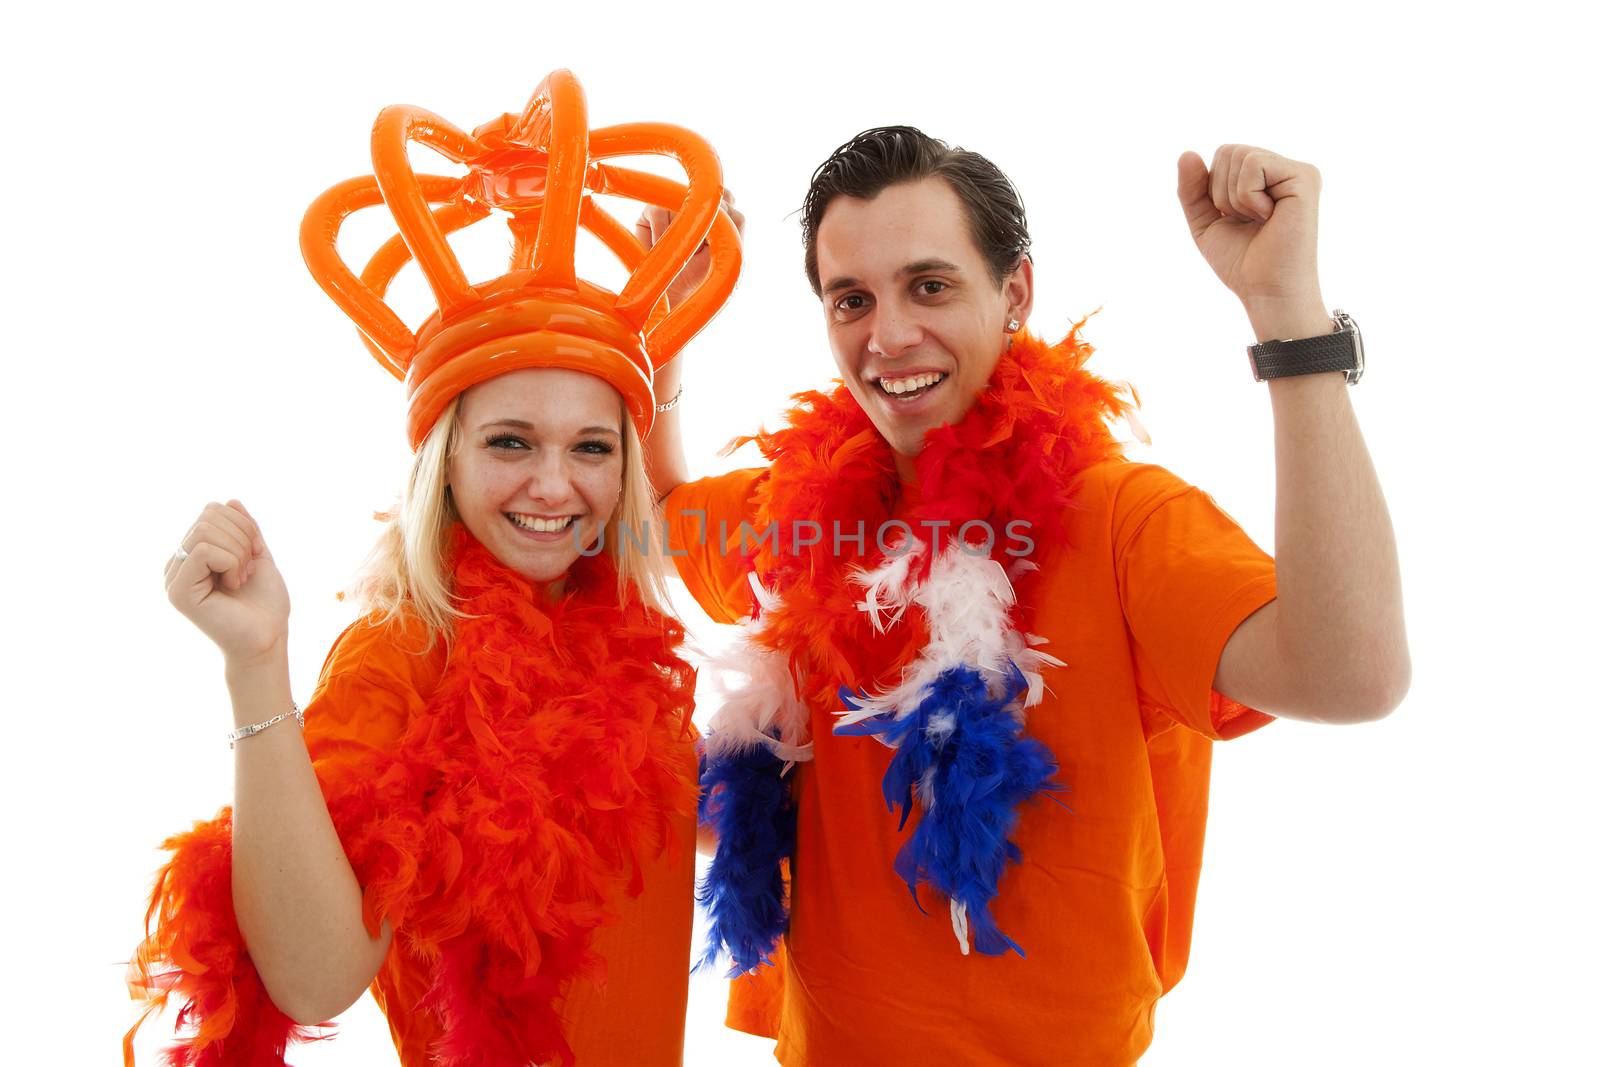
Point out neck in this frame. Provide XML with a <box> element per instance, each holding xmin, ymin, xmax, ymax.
<box><xmin>894</xmin><ymin>449</ymin><xmax>918</xmax><ymax>485</ymax></box>
<box><xmin>537</xmin><ymin>574</ymin><xmax>568</xmax><ymax>602</ymax></box>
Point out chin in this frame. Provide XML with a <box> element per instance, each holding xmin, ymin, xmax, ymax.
<box><xmin>886</xmin><ymin>430</ymin><xmax>927</xmax><ymax>458</ymax></box>
<box><xmin>513</xmin><ymin>555</ymin><xmax>580</xmax><ymax>586</ymax></box>
<box><xmin>870</xmin><ymin>410</ymin><xmax>937</xmax><ymax>455</ymax></box>
<box><xmin>488</xmin><ymin>532</ymin><xmax>581</xmax><ymax>583</ymax></box>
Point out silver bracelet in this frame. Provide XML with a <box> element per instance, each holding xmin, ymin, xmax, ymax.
<box><xmin>227</xmin><ymin>702</ymin><xmax>304</xmax><ymax>749</ymax></box>
<box><xmin>654</xmin><ymin>385</ymin><xmax>684</xmax><ymax>413</ymax></box>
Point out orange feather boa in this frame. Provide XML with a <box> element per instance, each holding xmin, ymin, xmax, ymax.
<box><xmin>126</xmin><ymin>524</ymin><xmax>698</xmax><ymax>1067</ymax></box>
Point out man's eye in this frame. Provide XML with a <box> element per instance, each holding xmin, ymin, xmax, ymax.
<box><xmin>834</xmin><ymin>294</ymin><xmax>868</xmax><ymax>313</ymax></box>
<box><xmin>917</xmin><ymin>280</ymin><xmax>947</xmax><ymax>296</ymax></box>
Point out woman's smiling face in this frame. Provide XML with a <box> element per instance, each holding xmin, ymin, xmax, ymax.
<box><xmin>447</xmin><ymin>367</ymin><xmax>624</xmax><ymax>587</ymax></box>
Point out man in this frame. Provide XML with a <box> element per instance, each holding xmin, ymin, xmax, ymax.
<box><xmin>641</xmin><ymin>127</ymin><xmax>1409</xmax><ymax>1065</ymax></box>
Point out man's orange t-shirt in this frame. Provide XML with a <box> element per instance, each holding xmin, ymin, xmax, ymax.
<box><xmin>301</xmin><ymin>611</ymin><xmax>699</xmax><ymax>1067</ymax></box>
<box><xmin>667</xmin><ymin>458</ymin><xmax>1278</xmax><ymax>1067</ymax></box>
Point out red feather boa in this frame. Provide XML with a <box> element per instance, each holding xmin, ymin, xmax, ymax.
<box><xmin>126</xmin><ymin>524</ymin><xmax>698</xmax><ymax>1067</ymax></box>
<box><xmin>741</xmin><ymin>323</ymin><xmax>1139</xmax><ymax>704</ymax></box>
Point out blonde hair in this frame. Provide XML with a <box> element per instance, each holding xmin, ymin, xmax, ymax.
<box><xmin>350</xmin><ymin>393</ymin><xmax>670</xmax><ymax>653</ymax></box>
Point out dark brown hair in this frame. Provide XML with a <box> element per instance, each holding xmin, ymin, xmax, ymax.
<box><xmin>801</xmin><ymin>125</ymin><xmax>1032</xmax><ymax>297</ymax></box>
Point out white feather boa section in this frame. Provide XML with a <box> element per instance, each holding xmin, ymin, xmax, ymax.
<box><xmin>698</xmin><ymin>539</ymin><xmax>1063</xmax><ymax>784</ymax></box>
<box><xmin>699</xmin><ymin>572</ymin><xmax>814</xmax><ymax>768</ymax></box>
<box><xmin>837</xmin><ymin>539</ymin><xmax>1065</xmax><ymax>735</ymax></box>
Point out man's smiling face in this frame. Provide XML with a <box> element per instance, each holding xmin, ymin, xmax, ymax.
<box><xmin>816</xmin><ymin>176</ymin><xmax>1032</xmax><ymax>476</ymax></box>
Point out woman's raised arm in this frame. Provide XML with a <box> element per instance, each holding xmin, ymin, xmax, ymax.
<box><xmin>165</xmin><ymin>500</ymin><xmax>391</xmax><ymax>1024</ymax></box>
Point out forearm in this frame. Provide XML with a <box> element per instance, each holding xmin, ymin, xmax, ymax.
<box><xmin>645</xmin><ymin>358</ymin><xmax>689</xmax><ymax>503</ymax></box>
<box><xmin>226</xmin><ymin>648</ymin><xmax>390</xmax><ymax>1023</ymax></box>
<box><xmin>1253</xmin><ymin>301</ymin><xmax>1411</xmax><ymax>719</ymax></box>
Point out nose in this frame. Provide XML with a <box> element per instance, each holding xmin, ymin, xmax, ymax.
<box><xmin>520</xmin><ymin>450</ymin><xmax>575</xmax><ymax>507</ymax></box>
<box><xmin>866</xmin><ymin>296</ymin><xmax>923</xmax><ymax>359</ymax></box>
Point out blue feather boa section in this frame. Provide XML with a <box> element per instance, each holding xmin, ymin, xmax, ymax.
<box><xmin>838</xmin><ymin>662</ymin><xmax>1064</xmax><ymax>957</ymax></box>
<box><xmin>695</xmin><ymin>743</ymin><xmax>798</xmax><ymax>976</ymax></box>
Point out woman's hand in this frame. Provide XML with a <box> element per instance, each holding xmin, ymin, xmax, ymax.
<box><xmin>636</xmin><ymin>188</ymin><xmax>745</xmax><ymax>309</ymax></box>
<box><xmin>164</xmin><ymin>499</ymin><xmax>290</xmax><ymax>669</ymax></box>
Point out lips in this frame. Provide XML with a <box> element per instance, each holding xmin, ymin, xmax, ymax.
<box><xmin>871</xmin><ymin>370</ymin><xmax>948</xmax><ymax>404</ymax></box>
<box><xmin>506</xmin><ymin>513</ymin><xmax>576</xmax><ymax>533</ymax></box>
<box><xmin>877</xmin><ymin>371</ymin><xmax>945</xmax><ymax>395</ymax></box>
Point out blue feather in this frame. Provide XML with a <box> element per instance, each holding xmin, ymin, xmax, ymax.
<box><xmin>838</xmin><ymin>661</ymin><xmax>1064</xmax><ymax>957</ymax></box>
<box><xmin>694</xmin><ymin>739</ymin><xmax>798</xmax><ymax>977</ymax></box>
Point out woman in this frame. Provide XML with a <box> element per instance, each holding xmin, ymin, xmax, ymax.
<box><xmin>125</xmin><ymin>73</ymin><xmax>741</xmax><ymax>1067</ymax></box>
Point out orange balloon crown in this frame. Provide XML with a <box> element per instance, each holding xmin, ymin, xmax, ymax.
<box><xmin>300</xmin><ymin>70</ymin><xmax>740</xmax><ymax>449</ymax></box>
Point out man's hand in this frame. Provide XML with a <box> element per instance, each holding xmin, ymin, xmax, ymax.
<box><xmin>1176</xmin><ymin>145</ymin><xmax>1326</xmax><ymax>337</ymax></box>
<box><xmin>635</xmin><ymin>189</ymin><xmax>745</xmax><ymax>309</ymax></box>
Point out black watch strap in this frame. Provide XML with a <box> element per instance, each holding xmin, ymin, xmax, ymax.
<box><xmin>1249</xmin><ymin>332</ymin><xmax>1355</xmax><ymax>378</ymax></box>
<box><xmin>1247</xmin><ymin>309</ymin><xmax>1363</xmax><ymax>384</ymax></box>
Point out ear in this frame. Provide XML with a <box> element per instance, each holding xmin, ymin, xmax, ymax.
<box><xmin>1003</xmin><ymin>256</ymin><xmax>1035</xmax><ymax>328</ymax></box>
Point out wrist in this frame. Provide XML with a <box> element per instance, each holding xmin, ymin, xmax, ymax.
<box><xmin>1244</xmin><ymin>296</ymin><xmax>1332</xmax><ymax>344</ymax></box>
<box><xmin>653</xmin><ymin>361</ymin><xmax>684</xmax><ymax>413</ymax></box>
<box><xmin>224</xmin><ymin>638</ymin><xmax>289</xmax><ymax>687</ymax></box>
<box><xmin>654</xmin><ymin>359</ymin><xmax>684</xmax><ymax>391</ymax></box>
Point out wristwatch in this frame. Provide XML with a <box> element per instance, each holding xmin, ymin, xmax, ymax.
<box><xmin>1247</xmin><ymin>308</ymin><xmax>1364</xmax><ymax>384</ymax></box>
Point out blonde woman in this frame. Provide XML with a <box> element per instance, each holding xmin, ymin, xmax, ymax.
<box><xmin>126</xmin><ymin>74</ymin><xmax>741</xmax><ymax>1067</ymax></box>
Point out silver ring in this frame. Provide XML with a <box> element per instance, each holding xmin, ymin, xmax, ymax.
<box><xmin>173</xmin><ymin>546</ymin><xmax>190</xmax><ymax>563</ymax></box>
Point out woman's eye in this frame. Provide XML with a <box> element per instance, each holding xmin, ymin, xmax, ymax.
<box><xmin>488</xmin><ymin>435</ymin><xmax>527</xmax><ymax>450</ymax></box>
<box><xmin>575</xmin><ymin>440</ymin><xmax>615</xmax><ymax>456</ymax></box>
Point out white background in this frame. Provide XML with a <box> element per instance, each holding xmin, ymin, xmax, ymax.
<box><xmin>3</xmin><ymin>2</ymin><xmax>1594</xmax><ymax>1063</ymax></box>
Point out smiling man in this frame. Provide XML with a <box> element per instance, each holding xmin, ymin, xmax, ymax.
<box><xmin>649</xmin><ymin>127</ymin><xmax>1410</xmax><ymax>1066</ymax></box>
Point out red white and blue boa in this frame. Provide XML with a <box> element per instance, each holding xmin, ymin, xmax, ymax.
<box><xmin>696</xmin><ymin>323</ymin><xmax>1145</xmax><ymax>974</ymax></box>
<box><xmin>836</xmin><ymin>540</ymin><xmax>1067</xmax><ymax>957</ymax></box>
<box><xmin>695</xmin><ymin>576</ymin><xmax>811</xmax><ymax>973</ymax></box>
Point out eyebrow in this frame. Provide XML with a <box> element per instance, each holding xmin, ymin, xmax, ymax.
<box><xmin>479</xmin><ymin>418</ymin><xmax>621</xmax><ymax>437</ymax></box>
<box><xmin>821</xmin><ymin>258</ymin><xmax>964</xmax><ymax>296</ymax></box>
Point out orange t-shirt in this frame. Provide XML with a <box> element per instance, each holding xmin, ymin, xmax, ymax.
<box><xmin>300</xmin><ymin>611</ymin><xmax>698</xmax><ymax>1067</ymax></box>
<box><xmin>666</xmin><ymin>458</ymin><xmax>1278</xmax><ymax>1067</ymax></box>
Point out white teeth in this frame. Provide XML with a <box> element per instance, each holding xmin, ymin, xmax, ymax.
<box><xmin>877</xmin><ymin>372</ymin><xmax>945</xmax><ymax>395</ymax></box>
<box><xmin>508</xmin><ymin>513</ymin><xmax>574</xmax><ymax>533</ymax></box>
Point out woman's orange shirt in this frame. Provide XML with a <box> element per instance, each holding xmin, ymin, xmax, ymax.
<box><xmin>301</xmin><ymin>611</ymin><xmax>698</xmax><ymax>1067</ymax></box>
<box><xmin>666</xmin><ymin>458</ymin><xmax>1278</xmax><ymax>1067</ymax></box>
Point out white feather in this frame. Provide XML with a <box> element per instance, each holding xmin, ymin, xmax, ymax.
<box><xmin>1107</xmin><ymin>381</ymin><xmax>1152</xmax><ymax>446</ymax></box>
<box><xmin>700</xmin><ymin>573</ymin><xmax>814</xmax><ymax>765</ymax></box>
<box><xmin>1007</xmin><ymin>628</ymin><xmax>1066</xmax><ymax>711</ymax></box>
<box><xmin>848</xmin><ymin>542</ymin><xmax>921</xmax><ymax>632</ymax></box>
<box><xmin>837</xmin><ymin>541</ymin><xmax>1063</xmax><ymax>733</ymax></box>
<box><xmin>951</xmin><ymin>900</ymin><xmax>971</xmax><ymax>955</ymax></box>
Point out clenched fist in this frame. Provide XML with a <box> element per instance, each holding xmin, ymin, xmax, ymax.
<box><xmin>164</xmin><ymin>499</ymin><xmax>290</xmax><ymax>669</ymax></box>
<box><xmin>1177</xmin><ymin>144</ymin><xmax>1324</xmax><ymax>314</ymax></box>
<box><xmin>635</xmin><ymin>188</ymin><xmax>745</xmax><ymax>309</ymax></box>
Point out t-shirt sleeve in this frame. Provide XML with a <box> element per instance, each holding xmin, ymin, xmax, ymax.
<box><xmin>1111</xmin><ymin>463</ymin><xmax>1279</xmax><ymax>740</ymax></box>
<box><xmin>301</xmin><ymin>610</ymin><xmax>444</xmax><ymax>769</ymax></box>
<box><xmin>663</xmin><ymin>467</ymin><xmax>769</xmax><ymax>624</ymax></box>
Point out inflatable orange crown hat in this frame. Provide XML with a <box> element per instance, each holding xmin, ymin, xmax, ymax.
<box><xmin>300</xmin><ymin>70</ymin><xmax>740</xmax><ymax>449</ymax></box>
